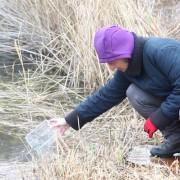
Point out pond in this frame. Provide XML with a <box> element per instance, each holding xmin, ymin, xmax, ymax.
<box><xmin>0</xmin><ymin>131</ymin><xmax>32</xmax><ymax>179</ymax></box>
<box><xmin>0</xmin><ymin>132</ymin><xmax>26</xmax><ymax>161</ymax></box>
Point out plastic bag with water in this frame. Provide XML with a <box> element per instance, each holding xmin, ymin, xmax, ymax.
<box><xmin>25</xmin><ymin>120</ymin><xmax>57</xmax><ymax>156</ymax></box>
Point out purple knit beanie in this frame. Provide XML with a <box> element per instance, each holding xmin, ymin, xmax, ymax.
<box><xmin>94</xmin><ymin>25</ymin><xmax>134</xmax><ymax>63</ymax></box>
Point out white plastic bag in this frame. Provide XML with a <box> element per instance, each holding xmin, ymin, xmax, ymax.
<box><xmin>25</xmin><ymin>120</ymin><xmax>57</xmax><ymax>155</ymax></box>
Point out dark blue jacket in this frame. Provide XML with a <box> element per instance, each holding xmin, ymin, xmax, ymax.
<box><xmin>65</xmin><ymin>34</ymin><xmax>180</xmax><ymax>131</ymax></box>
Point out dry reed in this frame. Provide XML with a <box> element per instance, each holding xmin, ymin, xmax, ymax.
<box><xmin>0</xmin><ymin>0</ymin><xmax>180</xmax><ymax>179</ymax></box>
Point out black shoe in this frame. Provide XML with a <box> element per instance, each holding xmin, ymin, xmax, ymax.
<box><xmin>150</xmin><ymin>138</ymin><xmax>180</xmax><ymax>158</ymax></box>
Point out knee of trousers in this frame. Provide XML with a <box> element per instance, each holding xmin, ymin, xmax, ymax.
<box><xmin>126</xmin><ymin>84</ymin><xmax>145</xmax><ymax>110</ymax></box>
<box><xmin>126</xmin><ymin>84</ymin><xmax>162</xmax><ymax>119</ymax></box>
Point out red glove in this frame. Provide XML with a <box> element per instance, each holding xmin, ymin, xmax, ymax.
<box><xmin>144</xmin><ymin>118</ymin><xmax>157</xmax><ymax>138</ymax></box>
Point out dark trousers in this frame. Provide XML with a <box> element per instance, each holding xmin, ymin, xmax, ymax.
<box><xmin>126</xmin><ymin>84</ymin><xmax>180</xmax><ymax>138</ymax></box>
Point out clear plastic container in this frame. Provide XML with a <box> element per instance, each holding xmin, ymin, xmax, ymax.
<box><xmin>25</xmin><ymin>120</ymin><xmax>58</xmax><ymax>156</ymax></box>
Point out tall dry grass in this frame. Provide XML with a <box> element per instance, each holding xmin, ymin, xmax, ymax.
<box><xmin>0</xmin><ymin>0</ymin><xmax>167</xmax><ymax>87</ymax></box>
<box><xmin>0</xmin><ymin>0</ymin><xmax>180</xmax><ymax>179</ymax></box>
<box><xmin>0</xmin><ymin>0</ymin><xmax>167</xmax><ymax>129</ymax></box>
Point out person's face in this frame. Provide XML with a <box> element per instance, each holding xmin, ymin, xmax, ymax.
<box><xmin>107</xmin><ymin>58</ymin><xmax>129</xmax><ymax>72</ymax></box>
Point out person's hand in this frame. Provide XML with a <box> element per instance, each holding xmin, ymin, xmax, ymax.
<box><xmin>49</xmin><ymin>117</ymin><xmax>70</xmax><ymax>136</ymax></box>
<box><xmin>144</xmin><ymin>118</ymin><xmax>157</xmax><ymax>138</ymax></box>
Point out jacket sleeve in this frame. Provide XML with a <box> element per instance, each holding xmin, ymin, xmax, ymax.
<box><xmin>65</xmin><ymin>70</ymin><xmax>130</xmax><ymax>130</ymax></box>
<box><xmin>149</xmin><ymin>43</ymin><xmax>180</xmax><ymax>130</ymax></box>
